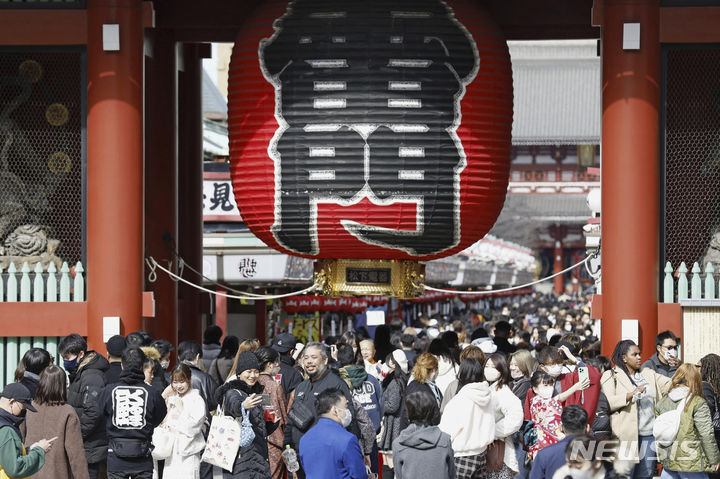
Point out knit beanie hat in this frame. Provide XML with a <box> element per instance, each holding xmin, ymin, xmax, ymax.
<box><xmin>235</xmin><ymin>351</ymin><xmax>261</xmax><ymax>375</ymax></box>
<box><xmin>106</xmin><ymin>335</ymin><xmax>127</xmax><ymax>357</ymax></box>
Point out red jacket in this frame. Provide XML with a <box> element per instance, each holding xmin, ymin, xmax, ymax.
<box><xmin>523</xmin><ymin>365</ymin><xmax>602</xmax><ymax>425</ymax></box>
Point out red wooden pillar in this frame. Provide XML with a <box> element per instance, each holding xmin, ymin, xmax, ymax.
<box><xmin>144</xmin><ymin>29</ymin><xmax>178</xmax><ymax>347</ymax></box>
<box><xmin>177</xmin><ymin>43</ymin><xmax>206</xmax><ymax>342</ymax></box>
<box><xmin>256</xmin><ymin>300</ymin><xmax>267</xmax><ymax>345</ymax></box>
<box><xmin>553</xmin><ymin>240</ymin><xmax>564</xmax><ymax>294</ymax></box>
<box><xmin>600</xmin><ymin>0</ymin><xmax>660</xmax><ymax>358</ymax></box>
<box><xmin>86</xmin><ymin>0</ymin><xmax>144</xmax><ymax>351</ymax></box>
<box><xmin>215</xmin><ymin>287</ymin><xmax>228</xmax><ymax>337</ymax></box>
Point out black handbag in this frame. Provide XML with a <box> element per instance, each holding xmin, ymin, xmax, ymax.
<box><xmin>288</xmin><ymin>399</ymin><xmax>315</xmax><ymax>432</ymax></box>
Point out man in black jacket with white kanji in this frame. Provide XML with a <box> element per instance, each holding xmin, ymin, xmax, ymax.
<box><xmin>99</xmin><ymin>347</ymin><xmax>167</xmax><ymax>479</ymax></box>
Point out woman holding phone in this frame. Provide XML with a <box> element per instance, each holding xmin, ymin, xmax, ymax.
<box><xmin>24</xmin><ymin>364</ymin><xmax>89</xmax><ymax>479</ymax></box>
<box><xmin>214</xmin><ymin>351</ymin><xmax>280</xmax><ymax>479</ymax></box>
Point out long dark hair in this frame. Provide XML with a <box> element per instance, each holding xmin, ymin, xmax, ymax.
<box><xmin>254</xmin><ymin>346</ymin><xmax>280</xmax><ymax>373</ymax></box>
<box><xmin>428</xmin><ymin>338</ymin><xmax>455</xmax><ymax>364</ymax></box>
<box><xmin>611</xmin><ymin>339</ymin><xmax>637</xmax><ymax>380</ymax></box>
<box><xmin>14</xmin><ymin>348</ymin><xmax>52</xmax><ymax>382</ymax></box>
<box><xmin>458</xmin><ymin>358</ymin><xmax>484</xmax><ymax>389</ymax></box>
<box><xmin>700</xmin><ymin>353</ymin><xmax>720</xmax><ymax>399</ymax></box>
<box><xmin>218</xmin><ymin>336</ymin><xmax>240</xmax><ymax>360</ymax></box>
<box><xmin>383</xmin><ymin>351</ymin><xmax>408</xmax><ymax>393</ymax></box>
<box><xmin>35</xmin><ymin>365</ymin><xmax>67</xmax><ymax>406</ymax></box>
<box><xmin>486</xmin><ymin>353</ymin><xmax>512</xmax><ymax>390</ymax></box>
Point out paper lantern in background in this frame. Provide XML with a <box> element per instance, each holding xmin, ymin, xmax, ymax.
<box><xmin>229</xmin><ymin>0</ymin><xmax>513</xmax><ymax>296</ymax></box>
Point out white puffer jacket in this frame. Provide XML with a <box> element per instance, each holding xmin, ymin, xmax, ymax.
<box><xmin>489</xmin><ymin>383</ymin><xmax>524</xmax><ymax>472</ymax></box>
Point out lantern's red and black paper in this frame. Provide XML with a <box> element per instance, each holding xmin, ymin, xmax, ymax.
<box><xmin>229</xmin><ymin>0</ymin><xmax>513</xmax><ymax>261</ymax></box>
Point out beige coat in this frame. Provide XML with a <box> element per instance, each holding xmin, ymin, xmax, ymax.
<box><xmin>600</xmin><ymin>366</ymin><xmax>672</xmax><ymax>461</ymax></box>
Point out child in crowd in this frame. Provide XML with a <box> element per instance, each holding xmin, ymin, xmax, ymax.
<box><xmin>528</xmin><ymin>371</ymin><xmax>564</xmax><ymax>460</ymax></box>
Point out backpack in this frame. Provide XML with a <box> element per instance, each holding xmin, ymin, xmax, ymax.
<box><xmin>653</xmin><ymin>396</ymin><xmax>688</xmax><ymax>447</ymax></box>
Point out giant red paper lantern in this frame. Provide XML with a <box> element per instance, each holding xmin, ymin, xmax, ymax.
<box><xmin>229</xmin><ymin>0</ymin><xmax>512</xmax><ymax>261</ymax></box>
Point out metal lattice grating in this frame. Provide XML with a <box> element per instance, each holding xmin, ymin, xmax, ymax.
<box><xmin>664</xmin><ymin>47</ymin><xmax>720</xmax><ymax>270</ymax></box>
<box><xmin>0</xmin><ymin>50</ymin><xmax>83</xmax><ymax>266</ymax></box>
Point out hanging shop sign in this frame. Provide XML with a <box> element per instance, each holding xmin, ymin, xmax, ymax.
<box><xmin>228</xmin><ymin>0</ymin><xmax>513</xmax><ymax>297</ymax></box>
<box><xmin>203</xmin><ymin>180</ymin><xmax>241</xmax><ymax>219</ymax></box>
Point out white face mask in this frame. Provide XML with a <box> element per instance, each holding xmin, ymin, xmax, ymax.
<box><xmin>664</xmin><ymin>348</ymin><xmax>678</xmax><ymax>360</ymax></box>
<box><xmin>484</xmin><ymin>367</ymin><xmax>501</xmax><ymax>383</ymax></box>
<box><xmin>568</xmin><ymin>465</ymin><xmax>597</xmax><ymax>479</ymax></box>
<box><xmin>536</xmin><ymin>386</ymin><xmax>554</xmax><ymax>399</ymax></box>
<box><xmin>545</xmin><ymin>364</ymin><xmax>563</xmax><ymax>378</ymax></box>
<box><xmin>564</xmin><ymin>324</ymin><xmax>573</xmax><ymax>332</ymax></box>
<box><xmin>336</xmin><ymin>406</ymin><xmax>352</xmax><ymax>428</ymax></box>
<box><xmin>160</xmin><ymin>360</ymin><xmax>170</xmax><ymax>370</ymax></box>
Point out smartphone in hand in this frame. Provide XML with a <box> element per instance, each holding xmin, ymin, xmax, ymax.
<box><xmin>577</xmin><ymin>362</ymin><xmax>589</xmax><ymax>387</ymax></box>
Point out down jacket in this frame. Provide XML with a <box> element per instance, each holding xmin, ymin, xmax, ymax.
<box><xmin>655</xmin><ymin>387</ymin><xmax>720</xmax><ymax>473</ymax></box>
<box><xmin>67</xmin><ymin>351</ymin><xmax>109</xmax><ymax>464</ymax></box>
<box><xmin>216</xmin><ymin>379</ymin><xmax>279</xmax><ymax>479</ymax></box>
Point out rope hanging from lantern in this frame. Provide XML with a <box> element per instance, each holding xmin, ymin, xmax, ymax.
<box><xmin>145</xmin><ymin>256</ymin><xmax>321</xmax><ymax>300</ymax></box>
<box><xmin>419</xmin><ymin>251</ymin><xmax>599</xmax><ymax>296</ymax></box>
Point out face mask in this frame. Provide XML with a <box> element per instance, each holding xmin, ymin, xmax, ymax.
<box><xmin>511</xmin><ymin>370</ymin><xmax>525</xmax><ymax>380</ymax></box>
<box><xmin>484</xmin><ymin>368</ymin><xmax>501</xmax><ymax>383</ymax></box>
<box><xmin>17</xmin><ymin>408</ymin><xmax>27</xmax><ymax>418</ymax></box>
<box><xmin>568</xmin><ymin>466</ymin><xmax>597</xmax><ymax>479</ymax></box>
<box><xmin>545</xmin><ymin>364</ymin><xmax>563</xmax><ymax>378</ymax></box>
<box><xmin>337</xmin><ymin>407</ymin><xmax>352</xmax><ymax>428</ymax></box>
<box><xmin>160</xmin><ymin>360</ymin><xmax>170</xmax><ymax>370</ymax></box>
<box><xmin>664</xmin><ymin>348</ymin><xmax>678</xmax><ymax>360</ymax></box>
<box><xmin>564</xmin><ymin>324</ymin><xmax>573</xmax><ymax>332</ymax></box>
<box><xmin>63</xmin><ymin>357</ymin><xmax>79</xmax><ymax>372</ymax></box>
<box><xmin>536</xmin><ymin>386</ymin><xmax>554</xmax><ymax>399</ymax></box>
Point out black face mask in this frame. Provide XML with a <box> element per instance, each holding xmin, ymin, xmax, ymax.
<box><xmin>17</xmin><ymin>409</ymin><xmax>26</xmax><ymax>418</ymax></box>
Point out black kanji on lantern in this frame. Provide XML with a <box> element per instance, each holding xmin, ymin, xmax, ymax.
<box><xmin>260</xmin><ymin>0</ymin><xmax>479</xmax><ymax>256</ymax></box>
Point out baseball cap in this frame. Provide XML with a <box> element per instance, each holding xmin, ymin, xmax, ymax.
<box><xmin>272</xmin><ymin>333</ymin><xmax>297</xmax><ymax>353</ymax></box>
<box><xmin>1</xmin><ymin>383</ymin><xmax>37</xmax><ymax>412</ymax></box>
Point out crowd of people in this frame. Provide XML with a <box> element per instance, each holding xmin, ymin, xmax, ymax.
<box><xmin>1</xmin><ymin>293</ymin><xmax>720</xmax><ymax>479</ymax></box>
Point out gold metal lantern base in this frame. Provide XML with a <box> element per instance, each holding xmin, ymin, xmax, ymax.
<box><xmin>314</xmin><ymin>259</ymin><xmax>425</xmax><ymax>299</ymax></box>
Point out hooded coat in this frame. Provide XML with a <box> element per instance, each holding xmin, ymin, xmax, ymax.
<box><xmin>439</xmin><ymin>381</ymin><xmax>496</xmax><ymax>457</ymax></box>
<box><xmin>392</xmin><ymin>423</ymin><xmax>455</xmax><ymax>479</ymax></box>
<box><xmin>655</xmin><ymin>386</ymin><xmax>720</xmax><ymax>473</ymax></box>
<box><xmin>66</xmin><ymin>351</ymin><xmax>110</xmax><ymax>465</ymax></box>
<box><xmin>215</xmin><ymin>379</ymin><xmax>278</xmax><ymax>479</ymax></box>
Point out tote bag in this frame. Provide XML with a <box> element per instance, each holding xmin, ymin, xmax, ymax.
<box><xmin>201</xmin><ymin>394</ymin><xmax>256</xmax><ymax>471</ymax></box>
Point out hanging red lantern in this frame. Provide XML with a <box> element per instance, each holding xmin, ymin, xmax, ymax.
<box><xmin>229</xmin><ymin>0</ymin><xmax>512</xmax><ymax>296</ymax></box>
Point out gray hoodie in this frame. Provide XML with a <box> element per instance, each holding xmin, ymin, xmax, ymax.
<box><xmin>392</xmin><ymin>423</ymin><xmax>456</xmax><ymax>479</ymax></box>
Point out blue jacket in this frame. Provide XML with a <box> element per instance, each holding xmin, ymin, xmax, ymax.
<box><xmin>530</xmin><ymin>434</ymin><xmax>574</xmax><ymax>479</ymax></box>
<box><xmin>299</xmin><ymin>418</ymin><xmax>368</xmax><ymax>479</ymax></box>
